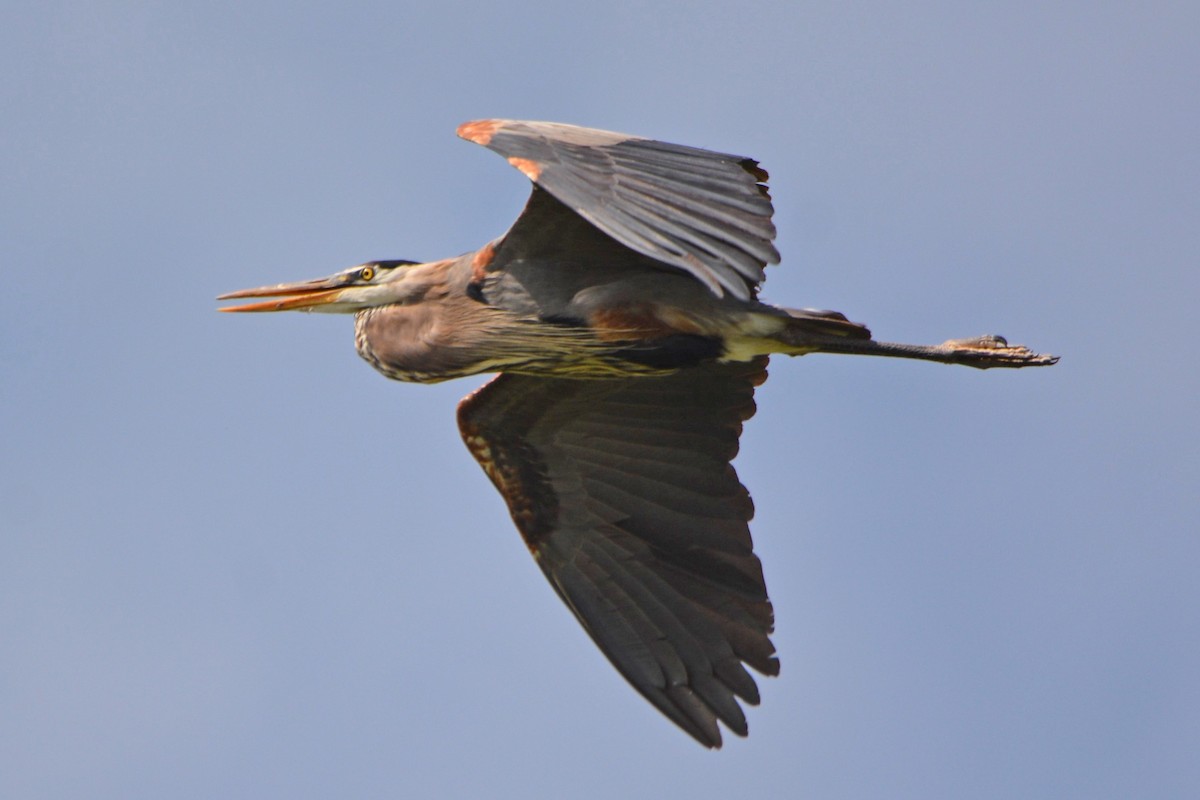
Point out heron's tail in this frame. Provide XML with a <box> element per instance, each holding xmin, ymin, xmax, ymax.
<box><xmin>777</xmin><ymin>307</ymin><xmax>872</xmax><ymax>342</ymax></box>
<box><xmin>721</xmin><ymin>306</ymin><xmax>870</xmax><ymax>361</ymax></box>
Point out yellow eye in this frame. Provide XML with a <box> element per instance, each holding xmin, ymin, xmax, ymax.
<box><xmin>359</xmin><ymin>266</ymin><xmax>375</xmax><ymax>282</ymax></box>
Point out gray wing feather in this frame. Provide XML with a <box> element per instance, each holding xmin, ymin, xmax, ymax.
<box><xmin>458</xmin><ymin>119</ymin><xmax>780</xmax><ymax>300</ymax></box>
<box><xmin>457</xmin><ymin>358</ymin><xmax>777</xmax><ymax>748</ymax></box>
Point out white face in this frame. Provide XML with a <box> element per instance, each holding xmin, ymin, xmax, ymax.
<box><xmin>301</xmin><ymin>262</ymin><xmax>416</xmax><ymax>313</ymax></box>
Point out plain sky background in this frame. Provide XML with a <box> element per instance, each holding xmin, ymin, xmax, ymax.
<box><xmin>3</xmin><ymin>2</ymin><xmax>1197</xmax><ymax>798</ymax></box>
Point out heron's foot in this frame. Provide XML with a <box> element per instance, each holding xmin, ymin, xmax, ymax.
<box><xmin>938</xmin><ymin>335</ymin><xmax>1060</xmax><ymax>369</ymax></box>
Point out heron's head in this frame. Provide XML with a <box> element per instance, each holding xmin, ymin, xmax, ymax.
<box><xmin>218</xmin><ymin>260</ymin><xmax>422</xmax><ymax>313</ymax></box>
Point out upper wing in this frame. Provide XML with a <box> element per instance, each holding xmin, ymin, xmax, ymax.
<box><xmin>457</xmin><ymin>358</ymin><xmax>778</xmax><ymax>748</ymax></box>
<box><xmin>458</xmin><ymin>119</ymin><xmax>780</xmax><ymax>300</ymax></box>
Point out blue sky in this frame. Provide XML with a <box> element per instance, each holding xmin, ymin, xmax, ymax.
<box><xmin>3</xmin><ymin>2</ymin><xmax>1197</xmax><ymax>798</ymax></box>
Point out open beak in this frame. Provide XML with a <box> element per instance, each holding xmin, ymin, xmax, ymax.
<box><xmin>217</xmin><ymin>276</ymin><xmax>348</xmax><ymax>312</ymax></box>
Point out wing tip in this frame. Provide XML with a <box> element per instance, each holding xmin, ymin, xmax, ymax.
<box><xmin>739</xmin><ymin>157</ymin><xmax>769</xmax><ymax>183</ymax></box>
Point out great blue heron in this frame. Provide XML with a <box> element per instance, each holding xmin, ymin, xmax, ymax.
<box><xmin>220</xmin><ymin>119</ymin><xmax>1057</xmax><ymax>748</ymax></box>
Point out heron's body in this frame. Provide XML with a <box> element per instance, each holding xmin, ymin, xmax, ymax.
<box><xmin>351</xmin><ymin>248</ymin><xmax>864</xmax><ymax>383</ymax></box>
<box><xmin>221</xmin><ymin>119</ymin><xmax>1056</xmax><ymax>748</ymax></box>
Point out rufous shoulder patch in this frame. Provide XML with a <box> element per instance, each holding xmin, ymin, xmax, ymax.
<box><xmin>470</xmin><ymin>241</ymin><xmax>497</xmax><ymax>282</ymax></box>
<box><xmin>457</xmin><ymin>119</ymin><xmax>501</xmax><ymax>145</ymax></box>
<box><xmin>506</xmin><ymin>157</ymin><xmax>542</xmax><ymax>181</ymax></box>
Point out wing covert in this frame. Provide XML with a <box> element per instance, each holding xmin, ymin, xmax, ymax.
<box><xmin>458</xmin><ymin>119</ymin><xmax>780</xmax><ymax>300</ymax></box>
<box><xmin>457</xmin><ymin>358</ymin><xmax>777</xmax><ymax>748</ymax></box>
